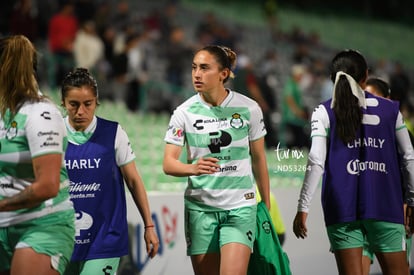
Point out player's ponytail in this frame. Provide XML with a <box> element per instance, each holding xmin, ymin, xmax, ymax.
<box><xmin>330</xmin><ymin>50</ymin><xmax>368</xmax><ymax>144</ymax></box>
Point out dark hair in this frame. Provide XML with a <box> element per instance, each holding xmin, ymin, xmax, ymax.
<box><xmin>366</xmin><ymin>77</ymin><xmax>390</xmax><ymax>98</ymax></box>
<box><xmin>0</xmin><ymin>35</ymin><xmax>40</xmax><ymax>117</ymax></box>
<box><xmin>61</xmin><ymin>68</ymin><xmax>99</xmax><ymax>101</ymax></box>
<box><xmin>330</xmin><ymin>49</ymin><xmax>368</xmax><ymax>144</ymax></box>
<box><xmin>197</xmin><ymin>45</ymin><xmax>236</xmax><ymax>83</ymax></box>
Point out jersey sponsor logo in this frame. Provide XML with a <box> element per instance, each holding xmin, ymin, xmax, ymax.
<box><xmin>102</xmin><ymin>266</ymin><xmax>113</xmax><ymax>275</ymax></box>
<box><xmin>65</xmin><ymin>158</ymin><xmax>101</xmax><ymax>170</ymax></box>
<box><xmin>219</xmin><ymin>165</ymin><xmax>237</xmax><ymax>172</ymax></box>
<box><xmin>311</xmin><ymin>119</ymin><xmax>319</xmax><ymax>132</ymax></box>
<box><xmin>40</xmin><ymin>141</ymin><xmax>60</xmax><ymax>148</ymax></box>
<box><xmin>208</xmin><ymin>130</ymin><xmax>232</xmax><ymax>153</ymax></box>
<box><xmin>203</xmin><ymin>118</ymin><xmax>227</xmax><ymax>123</ymax></box>
<box><xmin>37</xmin><ymin>130</ymin><xmax>59</xmax><ymax>137</ymax></box>
<box><xmin>75</xmin><ymin>210</ymin><xmax>93</xmax><ymax>237</ymax></box>
<box><xmin>40</xmin><ymin>141</ymin><xmax>59</xmax><ymax>147</ymax></box>
<box><xmin>230</xmin><ymin>113</ymin><xmax>243</xmax><ymax>129</ymax></box>
<box><xmin>347</xmin><ymin>137</ymin><xmax>385</xmax><ymax>149</ymax></box>
<box><xmin>244</xmin><ymin>192</ymin><xmax>255</xmax><ymax>200</ymax></box>
<box><xmin>37</xmin><ymin>130</ymin><xmax>60</xmax><ymax>148</ymax></box>
<box><xmin>69</xmin><ymin>181</ymin><xmax>101</xmax><ymax>193</ymax></box>
<box><xmin>40</xmin><ymin>111</ymin><xmax>51</xmax><ymax>120</ymax></box>
<box><xmin>0</xmin><ymin>183</ymin><xmax>14</xmax><ymax>189</ymax></box>
<box><xmin>193</xmin><ymin>118</ymin><xmax>229</xmax><ymax>130</ymax></box>
<box><xmin>214</xmin><ymin>155</ymin><xmax>231</xmax><ymax>161</ymax></box>
<box><xmin>346</xmin><ymin>159</ymin><xmax>387</xmax><ymax>175</ymax></box>
<box><xmin>193</xmin><ymin>119</ymin><xmax>204</xmax><ymax>130</ymax></box>
<box><xmin>246</xmin><ymin>230</ymin><xmax>253</xmax><ymax>241</ymax></box>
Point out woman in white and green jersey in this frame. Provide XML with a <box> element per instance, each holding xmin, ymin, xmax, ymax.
<box><xmin>163</xmin><ymin>45</ymin><xmax>271</xmax><ymax>275</ymax></box>
<box><xmin>0</xmin><ymin>35</ymin><xmax>75</xmax><ymax>275</ymax></box>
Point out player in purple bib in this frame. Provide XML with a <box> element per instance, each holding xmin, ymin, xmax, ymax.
<box><xmin>293</xmin><ymin>50</ymin><xmax>414</xmax><ymax>275</ymax></box>
<box><xmin>60</xmin><ymin>68</ymin><xmax>159</xmax><ymax>275</ymax></box>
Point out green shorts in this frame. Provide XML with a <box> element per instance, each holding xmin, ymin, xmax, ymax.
<box><xmin>363</xmin><ymin>234</ymin><xmax>412</xmax><ymax>264</ymax></box>
<box><xmin>327</xmin><ymin>220</ymin><xmax>406</xmax><ymax>253</ymax></box>
<box><xmin>185</xmin><ymin>205</ymin><xmax>257</xmax><ymax>256</ymax></box>
<box><xmin>0</xmin><ymin>210</ymin><xmax>75</xmax><ymax>274</ymax></box>
<box><xmin>64</xmin><ymin>257</ymin><xmax>120</xmax><ymax>275</ymax></box>
<box><xmin>362</xmin><ymin>238</ymin><xmax>374</xmax><ymax>262</ymax></box>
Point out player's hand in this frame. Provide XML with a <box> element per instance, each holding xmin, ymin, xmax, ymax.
<box><xmin>293</xmin><ymin>211</ymin><xmax>308</xmax><ymax>239</ymax></box>
<box><xmin>144</xmin><ymin>227</ymin><xmax>159</xmax><ymax>258</ymax></box>
<box><xmin>193</xmin><ymin>157</ymin><xmax>220</xmax><ymax>175</ymax></box>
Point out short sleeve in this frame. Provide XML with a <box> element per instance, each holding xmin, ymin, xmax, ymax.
<box><xmin>164</xmin><ymin>108</ymin><xmax>186</xmax><ymax>146</ymax></box>
<box><xmin>115</xmin><ymin>124</ymin><xmax>136</xmax><ymax>166</ymax></box>
<box><xmin>395</xmin><ymin>111</ymin><xmax>406</xmax><ymax>131</ymax></box>
<box><xmin>25</xmin><ymin>102</ymin><xmax>66</xmax><ymax>157</ymax></box>
<box><xmin>249</xmin><ymin>104</ymin><xmax>267</xmax><ymax>141</ymax></box>
<box><xmin>310</xmin><ymin>104</ymin><xmax>329</xmax><ymax>138</ymax></box>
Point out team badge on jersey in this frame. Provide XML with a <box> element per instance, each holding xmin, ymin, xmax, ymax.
<box><xmin>230</xmin><ymin>113</ymin><xmax>243</xmax><ymax>129</ymax></box>
<box><xmin>262</xmin><ymin>220</ymin><xmax>271</xmax><ymax>234</ymax></box>
<box><xmin>6</xmin><ymin>121</ymin><xmax>18</xmax><ymax>139</ymax></box>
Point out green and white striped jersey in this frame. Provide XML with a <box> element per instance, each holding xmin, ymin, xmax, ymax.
<box><xmin>165</xmin><ymin>90</ymin><xmax>266</xmax><ymax>211</ymax></box>
<box><xmin>0</xmin><ymin>100</ymin><xmax>73</xmax><ymax>227</ymax></box>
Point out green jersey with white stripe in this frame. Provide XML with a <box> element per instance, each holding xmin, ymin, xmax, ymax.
<box><xmin>0</xmin><ymin>99</ymin><xmax>73</xmax><ymax>227</ymax></box>
<box><xmin>165</xmin><ymin>90</ymin><xmax>266</xmax><ymax>211</ymax></box>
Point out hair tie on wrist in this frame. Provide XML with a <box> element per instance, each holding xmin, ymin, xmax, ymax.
<box><xmin>145</xmin><ymin>225</ymin><xmax>155</xmax><ymax>229</ymax></box>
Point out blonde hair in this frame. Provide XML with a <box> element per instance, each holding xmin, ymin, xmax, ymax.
<box><xmin>0</xmin><ymin>35</ymin><xmax>40</xmax><ymax>117</ymax></box>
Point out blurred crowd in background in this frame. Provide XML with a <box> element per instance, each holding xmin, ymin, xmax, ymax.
<box><xmin>1</xmin><ymin>0</ymin><xmax>413</xmax><ymax>150</ymax></box>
